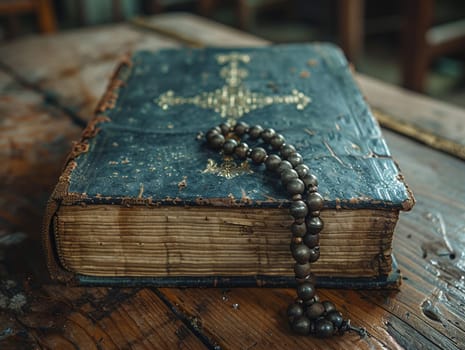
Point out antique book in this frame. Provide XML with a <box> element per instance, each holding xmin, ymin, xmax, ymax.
<box><xmin>43</xmin><ymin>43</ymin><xmax>414</xmax><ymax>288</ymax></box>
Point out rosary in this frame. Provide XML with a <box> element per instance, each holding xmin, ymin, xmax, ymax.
<box><xmin>205</xmin><ymin>121</ymin><xmax>366</xmax><ymax>338</ymax></box>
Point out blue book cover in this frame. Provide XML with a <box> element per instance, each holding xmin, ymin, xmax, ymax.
<box><xmin>44</xmin><ymin>43</ymin><xmax>414</xmax><ymax>287</ymax></box>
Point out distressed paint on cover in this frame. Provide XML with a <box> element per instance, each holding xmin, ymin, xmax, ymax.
<box><xmin>64</xmin><ymin>44</ymin><xmax>414</xmax><ymax>210</ymax></box>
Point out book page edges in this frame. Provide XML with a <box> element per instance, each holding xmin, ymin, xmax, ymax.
<box><xmin>54</xmin><ymin>205</ymin><xmax>399</xmax><ymax>280</ymax></box>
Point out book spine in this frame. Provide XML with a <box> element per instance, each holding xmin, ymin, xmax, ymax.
<box><xmin>42</xmin><ymin>54</ymin><xmax>133</xmax><ymax>283</ymax></box>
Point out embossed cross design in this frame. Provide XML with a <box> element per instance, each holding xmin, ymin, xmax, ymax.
<box><xmin>156</xmin><ymin>52</ymin><xmax>311</xmax><ymax>124</ymax></box>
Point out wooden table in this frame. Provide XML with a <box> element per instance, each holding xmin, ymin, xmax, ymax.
<box><xmin>1</xmin><ymin>13</ymin><xmax>465</xmax><ymax>349</ymax></box>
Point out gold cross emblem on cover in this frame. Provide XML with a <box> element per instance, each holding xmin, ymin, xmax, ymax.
<box><xmin>156</xmin><ymin>52</ymin><xmax>311</xmax><ymax>125</ymax></box>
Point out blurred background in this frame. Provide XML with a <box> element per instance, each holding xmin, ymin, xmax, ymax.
<box><xmin>1</xmin><ymin>0</ymin><xmax>464</xmax><ymax>107</ymax></box>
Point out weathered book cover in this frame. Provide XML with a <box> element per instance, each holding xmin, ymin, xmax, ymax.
<box><xmin>43</xmin><ymin>43</ymin><xmax>414</xmax><ymax>288</ymax></box>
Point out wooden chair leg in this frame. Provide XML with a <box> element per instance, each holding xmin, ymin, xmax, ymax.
<box><xmin>338</xmin><ymin>0</ymin><xmax>365</xmax><ymax>63</ymax></box>
<box><xmin>236</xmin><ymin>0</ymin><xmax>254</xmax><ymax>30</ymax></box>
<box><xmin>35</xmin><ymin>0</ymin><xmax>57</xmax><ymax>33</ymax></box>
<box><xmin>198</xmin><ymin>0</ymin><xmax>217</xmax><ymax>17</ymax></box>
<box><xmin>402</xmin><ymin>0</ymin><xmax>433</xmax><ymax>92</ymax></box>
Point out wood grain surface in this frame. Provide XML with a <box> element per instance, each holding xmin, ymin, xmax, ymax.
<box><xmin>1</xmin><ymin>13</ymin><xmax>464</xmax><ymax>349</ymax></box>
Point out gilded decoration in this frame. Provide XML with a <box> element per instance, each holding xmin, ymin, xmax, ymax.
<box><xmin>156</xmin><ymin>52</ymin><xmax>311</xmax><ymax>124</ymax></box>
<box><xmin>202</xmin><ymin>157</ymin><xmax>254</xmax><ymax>179</ymax></box>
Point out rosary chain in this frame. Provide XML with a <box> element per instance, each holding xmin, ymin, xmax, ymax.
<box><xmin>205</xmin><ymin>121</ymin><xmax>366</xmax><ymax>338</ymax></box>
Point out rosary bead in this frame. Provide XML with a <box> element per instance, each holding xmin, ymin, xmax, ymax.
<box><xmin>292</xmin><ymin>316</ymin><xmax>311</xmax><ymax>335</ymax></box>
<box><xmin>261</xmin><ymin>128</ymin><xmax>276</xmax><ymax>143</ymax></box>
<box><xmin>248</xmin><ymin>125</ymin><xmax>264</xmax><ymax>139</ymax></box>
<box><xmin>234</xmin><ymin>121</ymin><xmax>249</xmax><ymax>136</ymax></box>
<box><xmin>294</xmin><ymin>262</ymin><xmax>312</xmax><ymax>278</ymax></box>
<box><xmin>306</xmin><ymin>302</ymin><xmax>325</xmax><ymax>319</ymax></box>
<box><xmin>234</xmin><ymin>142</ymin><xmax>249</xmax><ymax>159</ymax></box>
<box><xmin>296</xmin><ymin>272</ymin><xmax>316</xmax><ymax>285</ymax></box>
<box><xmin>297</xmin><ymin>282</ymin><xmax>316</xmax><ymax>301</ymax></box>
<box><xmin>288</xmin><ymin>152</ymin><xmax>304</xmax><ymax>167</ymax></box>
<box><xmin>206</xmin><ymin>128</ymin><xmax>220</xmax><ymax>142</ymax></box>
<box><xmin>219</xmin><ymin>122</ymin><xmax>231</xmax><ymax>135</ymax></box>
<box><xmin>277</xmin><ymin>160</ymin><xmax>293</xmax><ymax>174</ymax></box>
<box><xmin>308</xmin><ymin>247</ymin><xmax>320</xmax><ymax>262</ymax></box>
<box><xmin>307</xmin><ymin>192</ymin><xmax>324</xmax><ymax>211</ymax></box>
<box><xmin>295</xmin><ymin>164</ymin><xmax>310</xmax><ymax>178</ymax></box>
<box><xmin>291</xmin><ymin>244</ymin><xmax>311</xmax><ymax>264</ymax></box>
<box><xmin>315</xmin><ymin>319</ymin><xmax>334</xmax><ymax>338</ymax></box>
<box><xmin>280</xmin><ymin>144</ymin><xmax>296</xmax><ymax>159</ymax></box>
<box><xmin>326</xmin><ymin>310</ymin><xmax>344</xmax><ymax>329</ymax></box>
<box><xmin>208</xmin><ymin>134</ymin><xmax>225</xmax><ymax>149</ymax></box>
<box><xmin>302</xmin><ymin>173</ymin><xmax>318</xmax><ymax>188</ymax></box>
<box><xmin>287</xmin><ymin>303</ymin><xmax>304</xmax><ymax>322</ymax></box>
<box><xmin>223</xmin><ymin>139</ymin><xmax>238</xmax><ymax>155</ymax></box>
<box><xmin>322</xmin><ymin>301</ymin><xmax>336</xmax><ymax>314</ymax></box>
<box><xmin>270</xmin><ymin>134</ymin><xmax>286</xmax><ymax>149</ymax></box>
<box><xmin>289</xmin><ymin>200</ymin><xmax>308</xmax><ymax>219</ymax></box>
<box><xmin>306</xmin><ymin>216</ymin><xmax>324</xmax><ymax>234</ymax></box>
<box><xmin>265</xmin><ymin>154</ymin><xmax>282</xmax><ymax>172</ymax></box>
<box><xmin>251</xmin><ymin>147</ymin><xmax>267</xmax><ymax>164</ymax></box>
<box><xmin>303</xmin><ymin>233</ymin><xmax>320</xmax><ymax>248</ymax></box>
<box><xmin>281</xmin><ymin>169</ymin><xmax>299</xmax><ymax>185</ymax></box>
<box><xmin>287</xmin><ymin>178</ymin><xmax>305</xmax><ymax>195</ymax></box>
<box><xmin>291</xmin><ymin>222</ymin><xmax>307</xmax><ymax>237</ymax></box>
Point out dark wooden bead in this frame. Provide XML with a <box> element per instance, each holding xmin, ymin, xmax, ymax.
<box><xmin>303</xmin><ymin>233</ymin><xmax>320</xmax><ymax>248</ymax></box>
<box><xmin>223</xmin><ymin>139</ymin><xmax>238</xmax><ymax>155</ymax></box>
<box><xmin>296</xmin><ymin>273</ymin><xmax>316</xmax><ymax>286</ymax></box>
<box><xmin>297</xmin><ymin>282</ymin><xmax>315</xmax><ymax>301</ymax></box>
<box><xmin>306</xmin><ymin>302</ymin><xmax>325</xmax><ymax>319</ymax></box>
<box><xmin>265</xmin><ymin>154</ymin><xmax>281</xmax><ymax>172</ymax></box>
<box><xmin>291</xmin><ymin>222</ymin><xmax>307</xmax><ymax>237</ymax></box>
<box><xmin>251</xmin><ymin>147</ymin><xmax>267</xmax><ymax>163</ymax></box>
<box><xmin>291</xmin><ymin>244</ymin><xmax>311</xmax><ymax>264</ymax></box>
<box><xmin>315</xmin><ymin>319</ymin><xmax>334</xmax><ymax>338</ymax></box>
<box><xmin>290</xmin><ymin>200</ymin><xmax>308</xmax><ymax>219</ymax></box>
<box><xmin>302</xmin><ymin>173</ymin><xmax>318</xmax><ymax>188</ymax></box>
<box><xmin>322</xmin><ymin>301</ymin><xmax>336</xmax><ymax>314</ymax></box>
<box><xmin>234</xmin><ymin>121</ymin><xmax>249</xmax><ymax>136</ymax></box>
<box><xmin>280</xmin><ymin>144</ymin><xmax>296</xmax><ymax>159</ymax></box>
<box><xmin>234</xmin><ymin>142</ymin><xmax>249</xmax><ymax>159</ymax></box>
<box><xmin>308</xmin><ymin>247</ymin><xmax>320</xmax><ymax>262</ymax></box>
<box><xmin>277</xmin><ymin>160</ymin><xmax>293</xmax><ymax>174</ymax></box>
<box><xmin>270</xmin><ymin>134</ymin><xmax>285</xmax><ymax>149</ymax></box>
<box><xmin>261</xmin><ymin>128</ymin><xmax>276</xmax><ymax>143</ymax></box>
<box><xmin>326</xmin><ymin>310</ymin><xmax>344</xmax><ymax>329</ymax></box>
<box><xmin>248</xmin><ymin>125</ymin><xmax>263</xmax><ymax>139</ymax></box>
<box><xmin>295</xmin><ymin>164</ymin><xmax>310</xmax><ymax>178</ymax></box>
<box><xmin>287</xmin><ymin>303</ymin><xmax>304</xmax><ymax>322</ymax></box>
<box><xmin>287</xmin><ymin>178</ymin><xmax>305</xmax><ymax>195</ymax></box>
<box><xmin>292</xmin><ymin>316</ymin><xmax>311</xmax><ymax>335</ymax></box>
<box><xmin>307</xmin><ymin>192</ymin><xmax>324</xmax><ymax>211</ymax></box>
<box><xmin>294</xmin><ymin>262</ymin><xmax>311</xmax><ymax>278</ymax></box>
<box><xmin>219</xmin><ymin>122</ymin><xmax>231</xmax><ymax>135</ymax></box>
<box><xmin>206</xmin><ymin>128</ymin><xmax>220</xmax><ymax>142</ymax></box>
<box><xmin>281</xmin><ymin>169</ymin><xmax>299</xmax><ymax>185</ymax></box>
<box><xmin>306</xmin><ymin>216</ymin><xmax>324</xmax><ymax>234</ymax></box>
<box><xmin>208</xmin><ymin>134</ymin><xmax>225</xmax><ymax>149</ymax></box>
<box><xmin>288</xmin><ymin>152</ymin><xmax>304</xmax><ymax>167</ymax></box>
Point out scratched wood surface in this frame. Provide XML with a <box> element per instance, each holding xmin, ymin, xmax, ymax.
<box><xmin>1</xmin><ymin>13</ymin><xmax>465</xmax><ymax>350</ymax></box>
